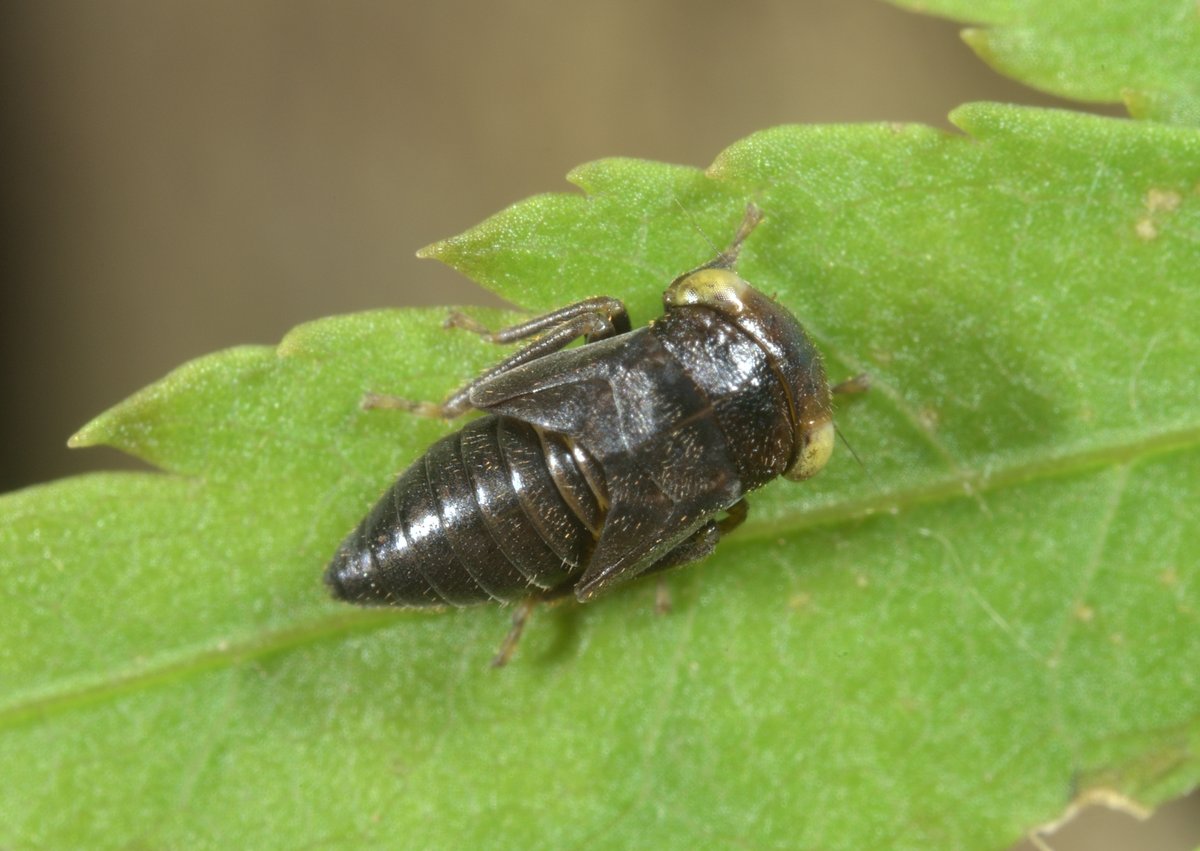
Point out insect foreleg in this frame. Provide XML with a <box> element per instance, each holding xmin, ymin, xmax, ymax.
<box><xmin>363</xmin><ymin>297</ymin><xmax>631</xmax><ymax>419</ymax></box>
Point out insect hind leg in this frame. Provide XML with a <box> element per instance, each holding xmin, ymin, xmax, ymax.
<box><xmin>363</xmin><ymin>297</ymin><xmax>631</xmax><ymax>419</ymax></box>
<box><xmin>447</xmin><ymin>296</ymin><xmax>630</xmax><ymax>344</ymax></box>
<box><xmin>489</xmin><ymin>582</ymin><xmax>576</xmax><ymax>667</ymax></box>
<box><xmin>491</xmin><ymin>596</ymin><xmax>538</xmax><ymax>668</ymax></box>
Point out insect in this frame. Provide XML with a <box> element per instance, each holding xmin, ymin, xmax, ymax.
<box><xmin>325</xmin><ymin>205</ymin><xmax>857</xmax><ymax>665</ymax></box>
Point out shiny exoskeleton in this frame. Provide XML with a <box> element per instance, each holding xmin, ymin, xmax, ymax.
<box><xmin>325</xmin><ymin>206</ymin><xmax>839</xmax><ymax>663</ymax></box>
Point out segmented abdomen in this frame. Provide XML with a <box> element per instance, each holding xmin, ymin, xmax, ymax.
<box><xmin>325</xmin><ymin>415</ymin><xmax>592</xmax><ymax>606</ymax></box>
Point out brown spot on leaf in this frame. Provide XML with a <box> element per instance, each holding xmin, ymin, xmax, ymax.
<box><xmin>1135</xmin><ymin>187</ymin><xmax>1184</xmax><ymax>241</ymax></box>
<box><xmin>1145</xmin><ymin>188</ymin><xmax>1182</xmax><ymax>213</ymax></box>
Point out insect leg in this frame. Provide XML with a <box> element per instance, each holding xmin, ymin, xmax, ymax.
<box><xmin>643</xmin><ymin>500</ymin><xmax>750</xmax><ymax>577</ymax></box>
<box><xmin>654</xmin><ymin>578</ymin><xmax>673</xmax><ymax>615</ymax></box>
<box><xmin>363</xmin><ymin>297</ymin><xmax>631</xmax><ymax>419</ymax></box>
<box><xmin>832</xmin><ymin>373</ymin><xmax>871</xmax><ymax>396</ymax></box>
<box><xmin>644</xmin><ymin>499</ymin><xmax>751</xmax><ymax>612</ymax></box>
<box><xmin>717</xmin><ymin>498</ymin><xmax>749</xmax><ymax>534</ymax></box>
<box><xmin>491</xmin><ymin>595</ymin><xmax>539</xmax><ymax>668</ymax></box>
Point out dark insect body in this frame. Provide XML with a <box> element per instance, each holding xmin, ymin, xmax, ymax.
<box><xmin>325</xmin><ymin>206</ymin><xmax>844</xmax><ymax>664</ymax></box>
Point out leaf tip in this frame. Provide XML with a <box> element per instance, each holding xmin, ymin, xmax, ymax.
<box><xmin>67</xmin><ymin>409</ymin><xmax>123</xmax><ymax>451</ymax></box>
<box><xmin>416</xmin><ymin>233</ymin><xmax>475</xmax><ymax>274</ymax></box>
<box><xmin>564</xmin><ymin>161</ymin><xmax>607</xmax><ymax>195</ymax></box>
<box><xmin>959</xmin><ymin>26</ymin><xmax>1000</xmax><ymax>69</ymax></box>
<box><xmin>65</xmin><ymin>397</ymin><xmax>146</xmax><ymax>456</ymax></box>
<box><xmin>959</xmin><ymin>26</ymin><xmax>986</xmax><ymax>48</ymax></box>
<box><xmin>66</xmin><ymin>423</ymin><xmax>96</xmax><ymax>449</ymax></box>
<box><xmin>415</xmin><ymin>241</ymin><xmax>442</xmax><ymax>261</ymax></box>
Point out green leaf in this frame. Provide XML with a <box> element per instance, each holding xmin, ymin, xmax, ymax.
<box><xmin>3</xmin><ymin>104</ymin><xmax>1199</xmax><ymax>850</ymax></box>
<box><xmin>884</xmin><ymin>0</ymin><xmax>1200</xmax><ymax>125</ymax></box>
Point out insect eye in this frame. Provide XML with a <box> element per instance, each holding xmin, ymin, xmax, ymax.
<box><xmin>664</xmin><ymin>268</ymin><xmax>749</xmax><ymax>315</ymax></box>
<box><xmin>785</xmin><ymin>416</ymin><xmax>834</xmax><ymax>481</ymax></box>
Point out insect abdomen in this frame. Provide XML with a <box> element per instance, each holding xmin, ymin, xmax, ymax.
<box><xmin>325</xmin><ymin>415</ymin><xmax>590</xmax><ymax>606</ymax></box>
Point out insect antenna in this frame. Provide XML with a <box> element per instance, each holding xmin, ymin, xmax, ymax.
<box><xmin>672</xmin><ymin>197</ymin><xmax>722</xmax><ymax>259</ymax></box>
<box><xmin>719</xmin><ymin>203</ymin><xmax>763</xmax><ymax>268</ymax></box>
<box><xmin>834</xmin><ymin>422</ymin><xmax>868</xmax><ymax>474</ymax></box>
<box><xmin>672</xmin><ymin>198</ymin><xmax>766</xmax><ymax>270</ymax></box>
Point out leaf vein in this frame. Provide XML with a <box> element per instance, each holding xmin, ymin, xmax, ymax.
<box><xmin>2</xmin><ymin>425</ymin><xmax>1195</xmax><ymax>730</ymax></box>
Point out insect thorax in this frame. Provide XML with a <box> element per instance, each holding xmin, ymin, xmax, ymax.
<box><xmin>653</xmin><ymin>306</ymin><xmax>797</xmax><ymax>491</ymax></box>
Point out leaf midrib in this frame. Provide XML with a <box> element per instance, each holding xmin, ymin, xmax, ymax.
<box><xmin>3</xmin><ymin>420</ymin><xmax>1196</xmax><ymax>731</ymax></box>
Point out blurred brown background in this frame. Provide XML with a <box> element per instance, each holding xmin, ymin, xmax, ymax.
<box><xmin>0</xmin><ymin>1</ymin><xmax>1194</xmax><ymax>847</ymax></box>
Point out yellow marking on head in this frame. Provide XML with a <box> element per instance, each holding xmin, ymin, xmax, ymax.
<box><xmin>786</xmin><ymin>416</ymin><xmax>834</xmax><ymax>481</ymax></box>
<box><xmin>664</xmin><ymin>268</ymin><xmax>751</xmax><ymax>316</ymax></box>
